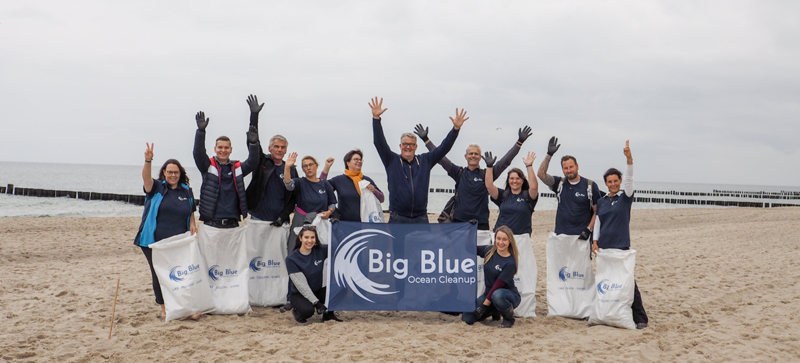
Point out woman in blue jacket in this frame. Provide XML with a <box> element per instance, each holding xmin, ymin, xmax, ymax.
<box><xmin>134</xmin><ymin>143</ymin><xmax>197</xmax><ymax>320</ymax></box>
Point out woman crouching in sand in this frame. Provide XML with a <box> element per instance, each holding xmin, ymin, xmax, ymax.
<box><xmin>462</xmin><ymin>226</ymin><xmax>520</xmax><ymax>328</ymax></box>
<box><xmin>286</xmin><ymin>226</ymin><xmax>342</xmax><ymax>323</ymax></box>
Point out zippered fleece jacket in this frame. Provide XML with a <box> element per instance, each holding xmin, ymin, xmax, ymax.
<box><xmin>373</xmin><ymin>117</ymin><xmax>459</xmax><ymax>218</ymax></box>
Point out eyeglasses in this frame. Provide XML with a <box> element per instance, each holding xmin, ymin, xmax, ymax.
<box><xmin>401</xmin><ymin>143</ymin><xmax>416</xmax><ymax>148</ymax></box>
<box><xmin>302</xmin><ymin>163</ymin><xmax>316</xmax><ymax>169</ymax></box>
<box><xmin>350</xmin><ymin>158</ymin><xmax>362</xmax><ymax>162</ymax></box>
<box><xmin>301</xmin><ymin>225</ymin><xmax>317</xmax><ymax>231</ymax></box>
<box><xmin>165</xmin><ymin>171</ymin><xmax>180</xmax><ymax>176</ymax></box>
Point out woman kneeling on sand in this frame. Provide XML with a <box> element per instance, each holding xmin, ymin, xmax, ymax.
<box><xmin>462</xmin><ymin>226</ymin><xmax>520</xmax><ymax>328</ymax></box>
<box><xmin>286</xmin><ymin>225</ymin><xmax>342</xmax><ymax>323</ymax></box>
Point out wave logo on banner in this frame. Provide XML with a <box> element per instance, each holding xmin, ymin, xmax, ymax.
<box><xmin>168</xmin><ymin>264</ymin><xmax>200</xmax><ymax>282</ymax></box>
<box><xmin>333</xmin><ymin>229</ymin><xmax>399</xmax><ymax>303</ymax></box>
<box><xmin>596</xmin><ymin>279</ymin><xmax>623</xmax><ymax>295</ymax></box>
<box><xmin>559</xmin><ymin>266</ymin><xmax>586</xmax><ymax>282</ymax></box>
<box><xmin>208</xmin><ymin>265</ymin><xmax>238</xmax><ymax>281</ymax></box>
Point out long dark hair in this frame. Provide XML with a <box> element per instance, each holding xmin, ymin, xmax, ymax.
<box><xmin>293</xmin><ymin>225</ymin><xmax>322</xmax><ymax>251</ymax></box>
<box><xmin>158</xmin><ymin>159</ymin><xmax>190</xmax><ymax>186</ymax></box>
<box><xmin>504</xmin><ymin>168</ymin><xmax>529</xmax><ymax>193</ymax></box>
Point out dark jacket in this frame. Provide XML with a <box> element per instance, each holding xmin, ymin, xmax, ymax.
<box><xmin>193</xmin><ymin>129</ymin><xmax>260</xmax><ymax>221</ymax></box>
<box><xmin>245</xmin><ymin>112</ymin><xmax>298</xmax><ymax>223</ymax></box>
<box><xmin>373</xmin><ymin>117</ymin><xmax>459</xmax><ymax>218</ymax></box>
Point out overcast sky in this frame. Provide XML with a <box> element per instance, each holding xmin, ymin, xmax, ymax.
<box><xmin>2</xmin><ymin>1</ymin><xmax>798</xmax><ymax>186</ymax></box>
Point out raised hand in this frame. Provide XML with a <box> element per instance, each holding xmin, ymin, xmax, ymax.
<box><xmin>247</xmin><ymin>94</ymin><xmax>264</xmax><ymax>114</ymax></box>
<box><xmin>413</xmin><ymin>124</ymin><xmax>429</xmax><ymax>142</ymax></box>
<box><xmin>482</xmin><ymin>151</ymin><xmax>496</xmax><ymax>168</ymax></box>
<box><xmin>325</xmin><ymin>157</ymin><xmax>335</xmax><ymax>169</ymax></box>
<box><xmin>369</xmin><ymin>97</ymin><xmax>387</xmax><ymax>119</ymax></box>
<box><xmin>449</xmin><ymin>108</ymin><xmax>469</xmax><ymax>130</ymax></box>
<box><xmin>624</xmin><ymin>140</ymin><xmax>632</xmax><ymax>163</ymax></box>
<box><xmin>144</xmin><ymin>142</ymin><xmax>154</xmax><ymax>161</ymax></box>
<box><xmin>196</xmin><ymin>111</ymin><xmax>209</xmax><ymax>131</ymax></box>
<box><xmin>518</xmin><ymin>126</ymin><xmax>532</xmax><ymax>144</ymax></box>
<box><xmin>285</xmin><ymin>152</ymin><xmax>298</xmax><ymax>167</ymax></box>
<box><xmin>246</xmin><ymin>125</ymin><xmax>259</xmax><ymax>144</ymax></box>
<box><xmin>547</xmin><ymin>136</ymin><xmax>560</xmax><ymax>156</ymax></box>
<box><xmin>522</xmin><ymin>151</ymin><xmax>536</xmax><ymax>166</ymax></box>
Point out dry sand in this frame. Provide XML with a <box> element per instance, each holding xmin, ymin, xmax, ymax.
<box><xmin>1</xmin><ymin>208</ymin><xmax>799</xmax><ymax>362</ymax></box>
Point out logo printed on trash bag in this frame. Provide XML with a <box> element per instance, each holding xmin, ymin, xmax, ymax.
<box><xmin>368</xmin><ymin>211</ymin><xmax>383</xmax><ymax>223</ymax></box>
<box><xmin>333</xmin><ymin>229</ymin><xmax>400</xmax><ymax>303</ymax></box>
<box><xmin>208</xmin><ymin>265</ymin><xmax>238</xmax><ymax>281</ymax></box>
<box><xmin>249</xmin><ymin>256</ymin><xmax>280</xmax><ymax>272</ymax></box>
<box><xmin>169</xmin><ymin>264</ymin><xmax>201</xmax><ymax>282</ymax></box>
<box><xmin>596</xmin><ymin>279</ymin><xmax>623</xmax><ymax>294</ymax></box>
<box><xmin>558</xmin><ymin>266</ymin><xmax>585</xmax><ymax>282</ymax></box>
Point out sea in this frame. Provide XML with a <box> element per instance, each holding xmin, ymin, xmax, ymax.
<box><xmin>1</xmin><ymin>161</ymin><xmax>799</xmax><ymax>218</ymax></box>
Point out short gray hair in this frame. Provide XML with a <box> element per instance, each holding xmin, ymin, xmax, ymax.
<box><xmin>400</xmin><ymin>133</ymin><xmax>417</xmax><ymax>143</ymax></box>
<box><xmin>466</xmin><ymin>144</ymin><xmax>481</xmax><ymax>153</ymax></box>
<box><xmin>269</xmin><ymin>135</ymin><xmax>288</xmax><ymax>148</ymax></box>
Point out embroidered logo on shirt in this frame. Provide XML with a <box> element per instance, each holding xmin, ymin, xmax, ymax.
<box><xmin>227</xmin><ymin>172</ymin><xmax>232</xmax><ymax>176</ymax></box>
<box><xmin>473</xmin><ymin>177</ymin><xmax>484</xmax><ymax>182</ymax></box>
<box><xmin>314</xmin><ymin>260</ymin><xmax>323</xmax><ymax>266</ymax></box>
<box><xmin>495</xmin><ymin>265</ymin><xmax>502</xmax><ymax>272</ymax></box>
<box><xmin>178</xmin><ymin>196</ymin><xmax>187</xmax><ymax>201</ymax></box>
<box><xmin>574</xmin><ymin>192</ymin><xmax>586</xmax><ymax>197</ymax></box>
<box><xmin>318</xmin><ymin>189</ymin><xmax>325</xmax><ymax>194</ymax></box>
<box><xmin>611</xmin><ymin>199</ymin><xmax>619</xmax><ymax>206</ymax></box>
<box><xmin>516</xmin><ymin>197</ymin><xmax>525</xmax><ymax>202</ymax></box>
<box><xmin>279</xmin><ymin>173</ymin><xmax>284</xmax><ymax>179</ymax></box>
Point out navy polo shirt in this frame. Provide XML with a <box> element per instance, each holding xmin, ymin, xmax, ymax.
<box><xmin>214</xmin><ymin>163</ymin><xmax>240</xmax><ymax>220</ymax></box>
<box><xmin>328</xmin><ymin>174</ymin><xmax>381</xmax><ymax>222</ymax></box>
<box><xmin>550</xmin><ymin>176</ymin><xmax>601</xmax><ymax>235</ymax></box>
<box><xmin>492</xmin><ymin>188</ymin><xmax>537</xmax><ymax>235</ymax></box>
<box><xmin>478</xmin><ymin>245</ymin><xmax>519</xmax><ymax>296</ymax></box>
<box><xmin>286</xmin><ymin>246</ymin><xmax>328</xmax><ymax>294</ymax></box>
<box><xmin>596</xmin><ymin>191</ymin><xmax>635</xmax><ymax>249</ymax></box>
<box><xmin>251</xmin><ymin>163</ymin><xmax>287</xmax><ymax>221</ymax></box>
<box><xmin>448</xmin><ymin>166</ymin><xmax>490</xmax><ymax>224</ymax></box>
<box><xmin>291</xmin><ymin>177</ymin><xmax>337</xmax><ymax>214</ymax></box>
<box><xmin>147</xmin><ymin>180</ymin><xmax>196</xmax><ymax>242</ymax></box>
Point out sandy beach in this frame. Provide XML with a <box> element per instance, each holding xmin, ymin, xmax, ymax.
<box><xmin>1</xmin><ymin>207</ymin><xmax>799</xmax><ymax>362</ymax></box>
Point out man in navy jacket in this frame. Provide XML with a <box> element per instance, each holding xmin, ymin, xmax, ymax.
<box><xmin>370</xmin><ymin>97</ymin><xmax>468</xmax><ymax>223</ymax></box>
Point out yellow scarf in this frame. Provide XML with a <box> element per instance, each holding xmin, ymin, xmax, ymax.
<box><xmin>344</xmin><ymin>169</ymin><xmax>364</xmax><ymax>195</ymax></box>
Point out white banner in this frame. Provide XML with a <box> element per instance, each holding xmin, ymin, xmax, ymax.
<box><xmin>475</xmin><ymin>230</ymin><xmax>493</xmax><ymax>298</ymax></box>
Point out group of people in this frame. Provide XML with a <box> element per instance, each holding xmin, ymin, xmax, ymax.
<box><xmin>133</xmin><ymin>95</ymin><xmax>648</xmax><ymax>330</ymax></box>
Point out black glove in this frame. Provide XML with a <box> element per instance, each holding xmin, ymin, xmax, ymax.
<box><xmin>474</xmin><ymin>304</ymin><xmax>491</xmax><ymax>321</ymax></box>
<box><xmin>518</xmin><ymin>126</ymin><xmax>532</xmax><ymax>144</ymax></box>
<box><xmin>413</xmin><ymin>124</ymin><xmax>429</xmax><ymax>142</ymax></box>
<box><xmin>482</xmin><ymin>151</ymin><xmax>496</xmax><ymax>168</ymax></box>
<box><xmin>578</xmin><ymin>227</ymin><xmax>592</xmax><ymax>240</ymax></box>
<box><xmin>246</xmin><ymin>125</ymin><xmax>259</xmax><ymax>144</ymax></box>
<box><xmin>547</xmin><ymin>136</ymin><xmax>560</xmax><ymax>156</ymax></box>
<box><xmin>270</xmin><ymin>217</ymin><xmax>284</xmax><ymax>227</ymax></box>
<box><xmin>196</xmin><ymin>111</ymin><xmax>209</xmax><ymax>131</ymax></box>
<box><xmin>247</xmin><ymin>94</ymin><xmax>264</xmax><ymax>114</ymax></box>
<box><xmin>313</xmin><ymin>301</ymin><xmax>327</xmax><ymax>315</ymax></box>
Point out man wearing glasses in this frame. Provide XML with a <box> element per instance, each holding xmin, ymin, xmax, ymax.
<box><xmin>369</xmin><ymin>97</ymin><xmax>468</xmax><ymax>223</ymax></box>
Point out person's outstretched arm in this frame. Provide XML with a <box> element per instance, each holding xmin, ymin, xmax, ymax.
<box><xmin>142</xmin><ymin>142</ymin><xmax>155</xmax><ymax>193</ymax></box>
<box><xmin>522</xmin><ymin>151</ymin><xmax>539</xmax><ymax>198</ymax></box>
<box><xmin>537</xmin><ymin>136</ymin><xmax>559</xmax><ymax>188</ymax></box>
<box><xmin>284</xmin><ymin>152</ymin><xmax>298</xmax><ymax>191</ymax></box>
<box><xmin>623</xmin><ymin>140</ymin><xmax>634</xmax><ymax>197</ymax></box>
<box><xmin>241</xmin><ymin>125</ymin><xmax>261</xmax><ymax>176</ymax></box>
<box><xmin>493</xmin><ymin>126</ymin><xmax>531</xmax><ymax>178</ymax></box>
<box><xmin>193</xmin><ymin>111</ymin><xmax>211</xmax><ymax>172</ymax></box>
<box><xmin>427</xmin><ymin>108</ymin><xmax>467</xmax><ymax>165</ymax></box>
<box><xmin>247</xmin><ymin>94</ymin><xmax>264</xmax><ymax>129</ymax></box>
<box><xmin>483</xmin><ymin>152</ymin><xmax>499</xmax><ymax>200</ymax></box>
<box><xmin>416</xmin><ymin>124</ymin><xmax>456</xmax><ymax>173</ymax></box>
<box><xmin>370</xmin><ymin>97</ymin><xmax>393</xmax><ymax>167</ymax></box>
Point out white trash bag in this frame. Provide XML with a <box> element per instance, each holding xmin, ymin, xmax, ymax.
<box><xmin>150</xmin><ymin>232</ymin><xmax>215</xmax><ymax>322</ymax></box>
<box><xmin>197</xmin><ymin>224</ymin><xmax>251</xmax><ymax>314</ymax></box>
<box><xmin>513</xmin><ymin>233</ymin><xmax>537</xmax><ymax>318</ymax></box>
<box><xmin>312</xmin><ymin>215</ymin><xmax>332</xmax><ymax>287</ymax></box>
<box><xmin>546</xmin><ymin>233</ymin><xmax>595</xmax><ymax>319</ymax></box>
<box><xmin>359</xmin><ymin>180</ymin><xmax>385</xmax><ymax>223</ymax></box>
<box><xmin>246</xmin><ymin>219</ymin><xmax>290</xmax><ymax>307</ymax></box>
<box><xmin>475</xmin><ymin>230</ymin><xmax>493</xmax><ymax>298</ymax></box>
<box><xmin>589</xmin><ymin>248</ymin><xmax>636</xmax><ymax>330</ymax></box>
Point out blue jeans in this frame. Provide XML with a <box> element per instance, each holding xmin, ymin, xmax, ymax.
<box><xmin>461</xmin><ymin>288</ymin><xmax>521</xmax><ymax>324</ymax></box>
<box><xmin>388</xmin><ymin>212</ymin><xmax>428</xmax><ymax>224</ymax></box>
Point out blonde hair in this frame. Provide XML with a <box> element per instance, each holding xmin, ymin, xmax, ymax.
<box><xmin>483</xmin><ymin>226</ymin><xmax>519</xmax><ymax>275</ymax></box>
<box><xmin>301</xmin><ymin>155</ymin><xmax>318</xmax><ymax>166</ymax></box>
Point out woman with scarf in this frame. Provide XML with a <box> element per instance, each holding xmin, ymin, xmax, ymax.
<box><xmin>319</xmin><ymin>149</ymin><xmax>384</xmax><ymax>222</ymax></box>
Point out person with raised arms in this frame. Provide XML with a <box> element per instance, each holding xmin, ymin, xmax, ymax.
<box><xmin>283</xmin><ymin>153</ymin><xmax>337</xmax><ymax>242</ymax></box>
<box><xmin>413</xmin><ymin>124</ymin><xmax>532</xmax><ymax>229</ymax></box>
<box><xmin>483</xmin><ymin>151</ymin><xmax>540</xmax><ymax>317</ymax></box>
<box><xmin>134</xmin><ymin>143</ymin><xmax>199</xmax><ymax>320</ymax></box>
<box><xmin>285</xmin><ymin>225</ymin><xmax>342</xmax><ymax>323</ymax></box>
<box><xmin>370</xmin><ymin>97</ymin><xmax>467</xmax><ymax>223</ymax></box>
<box><xmin>193</xmin><ymin>110</ymin><xmax>260</xmax><ymax>227</ymax></box>
<box><xmin>592</xmin><ymin>140</ymin><xmax>648</xmax><ymax>329</ymax></box>
<box><xmin>318</xmin><ymin>150</ymin><xmax>385</xmax><ymax>222</ymax></box>
<box><xmin>537</xmin><ymin>136</ymin><xmax>601</xmax><ymax>319</ymax></box>
<box><xmin>462</xmin><ymin>226</ymin><xmax>521</xmax><ymax>328</ymax></box>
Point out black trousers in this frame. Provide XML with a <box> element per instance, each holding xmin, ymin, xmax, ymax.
<box><xmin>140</xmin><ymin>246</ymin><xmax>164</xmax><ymax>305</ymax></box>
<box><xmin>290</xmin><ymin>288</ymin><xmax>328</xmax><ymax>321</ymax></box>
<box><xmin>632</xmin><ymin>281</ymin><xmax>648</xmax><ymax>324</ymax></box>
